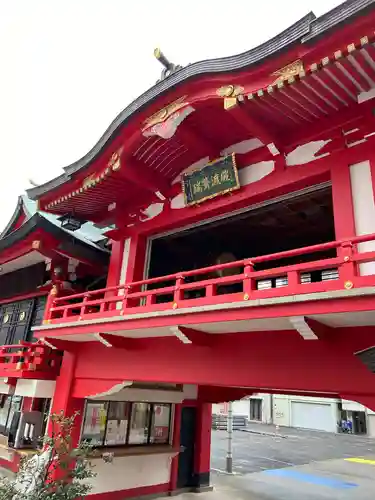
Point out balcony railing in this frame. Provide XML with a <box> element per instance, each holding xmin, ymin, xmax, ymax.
<box><xmin>0</xmin><ymin>342</ymin><xmax>62</xmax><ymax>379</ymax></box>
<box><xmin>43</xmin><ymin>233</ymin><xmax>375</xmax><ymax>325</ymax></box>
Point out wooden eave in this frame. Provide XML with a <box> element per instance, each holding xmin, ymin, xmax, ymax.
<box><xmin>0</xmin><ymin>214</ymin><xmax>109</xmax><ymax>268</ymax></box>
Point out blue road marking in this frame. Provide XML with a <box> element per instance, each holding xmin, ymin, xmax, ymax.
<box><xmin>262</xmin><ymin>469</ymin><xmax>358</xmax><ymax>489</ymax></box>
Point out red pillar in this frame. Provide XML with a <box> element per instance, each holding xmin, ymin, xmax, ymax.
<box><xmin>194</xmin><ymin>402</ymin><xmax>212</xmax><ymax>490</ymax></box>
<box><xmin>49</xmin><ymin>351</ymin><xmax>84</xmax><ymax>447</ymax></box>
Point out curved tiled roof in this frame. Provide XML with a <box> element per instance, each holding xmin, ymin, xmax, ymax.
<box><xmin>27</xmin><ymin>0</ymin><xmax>375</xmax><ymax>201</ymax></box>
<box><xmin>1</xmin><ymin>195</ymin><xmax>109</xmax><ymax>251</ymax></box>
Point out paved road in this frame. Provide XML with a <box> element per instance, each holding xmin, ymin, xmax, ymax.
<box><xmin>211</xmin><ymin>428</ymin><xmax>375</xmax><ymax>474</ymax></box>
<box><xmin>204</xmin><ymin>428</ymin><xmax>375</xmax><ymax>499</ymax></box>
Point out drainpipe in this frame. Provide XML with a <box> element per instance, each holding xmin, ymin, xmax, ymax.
<box><xmin>270</xmin><ymin>394</ymin><xmax>274</xmax><ymax>424</ymax></box>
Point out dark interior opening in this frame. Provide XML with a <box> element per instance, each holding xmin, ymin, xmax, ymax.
<box><xmin>148</xmin><ymin>185</ymin><xmax>335</xmax><ymax>278</ymax></box>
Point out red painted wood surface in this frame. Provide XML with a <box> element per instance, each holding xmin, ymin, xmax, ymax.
<box><xmin>69</xmin><ymin>326</ymin><xmax>375</xmax><ymax>404</ymax></box>
<box><xmin>42</xmin><ymin>232</ymin><xmax>375</xmax><ymax>325</ymax></box>
<box><xmin>0</xmin><ymin>342</ymin><xmax>62</xmax><ymax>379</ymax></box>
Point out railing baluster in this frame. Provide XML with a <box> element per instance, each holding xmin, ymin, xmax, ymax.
<box><xmin>243</xmin><ymin>260</ymin><xmax>254</xmax><ymax>300</ymax></box>
<box><xmin>206</xmin><ymin>284</ymin><xmax>216</xmax><ymax>298</ymax></box>
<box><xmin>44</xmin><ymin>284</ymin><xmax>58</xmax><ymax>323</ymax></box>
<box><xmin>174</xmin><ymin>275</ymin><xmax>184</xmax><ymax>306</ymax></box>
<box><xmin>287</xmin><ymin>270</ymin><xmax>299</xmax><ymax>292</ymax></box>
<box><xmin>80</xmin><ymin>293</ymin><xmax>89</xmax><ymax>318</ymax></box>
<box><xmin>339</xmin><ymin>241</ymin><xmax>356</xmax><ymax>287</ymax></box>
<box><xmin>122</xmin><ymin>285</ymin><xmax>130</xmax><ymax>311</ymax></box>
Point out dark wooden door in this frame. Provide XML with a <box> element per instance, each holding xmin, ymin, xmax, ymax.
<box><xmin>177</xmin><ymin>406</ymin><xmax>196</xmax><ymax>489</ymax></box>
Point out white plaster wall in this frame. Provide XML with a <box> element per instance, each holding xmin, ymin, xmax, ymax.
<box><xmin>212</xmin><ymin>400</ymin><xmax>249</xmax><ymax>416</ymax></box>
<box><xmin>349</xmin><ymin>160</ymin><xmax>375</xmax><ymax>275</ymax></box>
<box><xmin>0</xmin><ymin>381</ymin><xmax>12</xmax><ymax>395</ymax></box>
<box><xmin>342</xmin><ymin>400</ymin><xmax>366</xmax><ymax>412</ymax></box>
<box><xmin>368</xmin><ymin>415</ymin><xmax>375</xmax><ymax>437</ymax></box>
<box><xmin>238</xmin><ymin>161</ymin><xmax>274</xmax><ymax>185</ymax></box>
<box><xmin>272</xmin><ymin>396</ymin><xmax>290</xmax><ymax>427</ymax></box>
<box><xmin>87</xmin><ymin>453</ymin><xmax>172</xmax><ymax>494</ymax></box>
<box><xmin>14</xmin><ymin>380</ymin><xmax>55</xmax><ymax>398</ymax></box>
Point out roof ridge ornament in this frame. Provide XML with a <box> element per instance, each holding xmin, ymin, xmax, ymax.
<box><xmin>154</xmin><ymin>48</ymin><xmax>183</xmax><ymax>82</ymax></box>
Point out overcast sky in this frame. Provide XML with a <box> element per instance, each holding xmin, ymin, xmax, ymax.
<box><xmin>0</xmin><ymin>0</ymin><xmax>343</xmax><ymax>232</ymax></box>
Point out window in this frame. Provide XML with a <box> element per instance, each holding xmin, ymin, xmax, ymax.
<box><xmin>150</xmin><ymin>404</ymin><xmax>171</xmax><ymax>444</ymax></box>
<box><xmin>128</xmin><ymin>403</ymin><xmax>150</xmax><ymax>445</ymax></box>
<box><xmin>82</xmin><ymin>402</ymin><xmax>108</xmax><ymax>446</ymax></box>
<box><xmin>105</xmin><ymin>402</ymin><xmax>130</xmax><ymax>446</ymax></box>
<box><xmin>81</xmin><ymin>400</ymin><xmax>172</xmax><ymax>447</ymax></box>
<box><xmin>250</xmin><ymin>399</ymin><xmax>262</xmax><ymax>421</ymax></box>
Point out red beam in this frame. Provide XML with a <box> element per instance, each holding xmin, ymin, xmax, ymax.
<box><xmin>121</xmin><ymin>159</ymin><xmax>171</xmax><ymax>197</ymax></box>
<box><xmin>304</xmin><ymin>318</ymin><xmax>336</xmax><ymax>341</ymax></box>
<box><xmin>229</xmin><ymin>103</ymin><xmax>282</xmax><ymax>152</ymax></box>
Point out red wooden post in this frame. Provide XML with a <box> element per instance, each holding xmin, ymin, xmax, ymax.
<box><xmin>80</xmin><ymin>293</ymin><xmax>89</xmax><ymax>318</ymax></box>
<box><xmin>339</xmin><ymin>241</ymin><xmax>356</xmax><ymax>287</ymax></box>
<box><xmin>43</xmin><ymin>285</ymin><xmax>58</xmax><ymax>323</ymax></box>
<box><xmin>287</xmin><ymin>270</ymin><xmax>300</xmax><ymax>293</ymax></box>
<box><xmin>174</xmin><ymin>275</ymin><xmax>184</xmax><ymax>306</ymax></box>
<box><xmin>243</xmin><ymin>260</ymin><xmax>254</xmax><ymax>300</ymax></box>
<box><xmin>206</xmin><ymin>284</ymin><xmax>216</xmax><ymax>298</ymax></box>
<box><xmin>121</xmin><ymin>285</ymin><xmax>130</xmax><ymax>311</ymax></box>
<box><xmin>194</xmin><ymin>402</ymin><xmax>212</xmax><ymax>490</ymax></box>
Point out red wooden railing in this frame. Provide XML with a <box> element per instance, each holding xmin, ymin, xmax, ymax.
<box><xmin>43</xmin><ymin>233</ymin><xmax>375</xmax><ymax>324</ymax></box>
<box><xmin>0</xmin><ymin>342</ymin><xmax>62</xmax><ymax>379</ymax></box>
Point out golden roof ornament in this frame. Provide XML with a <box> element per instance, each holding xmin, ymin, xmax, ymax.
<box><xmin>154</xmin><ymin>48</ymin><xmax>183</xmax><ymax>82</ymax></box>
<box><xmin>142</xmin><ymin>96</ymin><xmax>188</xmax><ymax>131</ymax></box>
<box><xmin>272</xmin><ymin>60</ymin><xmax>304</xmax><ymax>85</ymax></box>
<box><xmin>216</xmin><ymin>85</ymin><xmax>244</xmax><ymax>110</ymax></box>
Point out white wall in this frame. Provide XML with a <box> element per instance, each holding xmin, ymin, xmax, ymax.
<box><xmin>368</xmin><ymin>415</ymin><xmax>375</xmax><ymax>437</ymax></box>
<box><xmin>87</xmin><ymin>452</ymin><xmax>174</xmax><ymax>495</ymax></box>
<box><xmin>272</xmin><ymin>395</ymin><xmax>340</xmax><ymax>431</ymax></box>
<box><xmin>212</xmin><ymin>400</ymin><xmax>249</xmax><ymax>416</ymax></box>
<box><xmin>14</xmin><ymin>380</ymin><xmax>56</xmax><ymax>398</ymax></box>
<box><xmin>349</xmin><ymin>160</ymin><xmax>375</xmax><ymax>275</ymax></box>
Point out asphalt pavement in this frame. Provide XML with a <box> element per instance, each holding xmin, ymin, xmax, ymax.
<box><xmin>203</xmin><ymin>427</ymin><xmax>375</xmax><ymax>499</ymax></box>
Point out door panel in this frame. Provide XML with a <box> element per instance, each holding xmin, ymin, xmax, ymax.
<box><xmin>177</xmin><ymin>406</ymin><xmax>196</xmax><ymax>489</ymax></box>
<box><xmin>291</xmin><ymin>402</ymin><xmax>334</xmax><ymax>432</ymax></box>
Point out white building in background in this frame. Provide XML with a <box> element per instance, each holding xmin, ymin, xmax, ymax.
<box><xmin>213</xmin><ymin>395</ymin><xmax>375</xmax><ymax>437</ymax></box>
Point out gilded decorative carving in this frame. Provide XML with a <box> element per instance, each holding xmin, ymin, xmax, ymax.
<box><xmin>142</xmin><ymin>97</ymin><xmax>189</xmax><ymax>131</ymax></box>
<box><xmin>108</xmin><ymin>146</ymin><xmax>124</xmax><ymax>172</ymax></box>
<box><xmin>271</xmin><ymin>60</ymin><xmax>304</xmax><ymax>85</ymax></box>
<box><xmin>216</xmin><ymin>85</ymin><xmax>244</xmax><ymax>110</ymax></box>
<box><xmin>32</xmin><ymin>240</ymin><xmax>41</xmax><ymax>250</ymax></box>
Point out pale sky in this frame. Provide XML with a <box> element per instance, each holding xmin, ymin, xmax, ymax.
<box><xmin>0</xmin><ymin>0</ymin><xmax>343</xmax><ymax>232</ymax></box>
